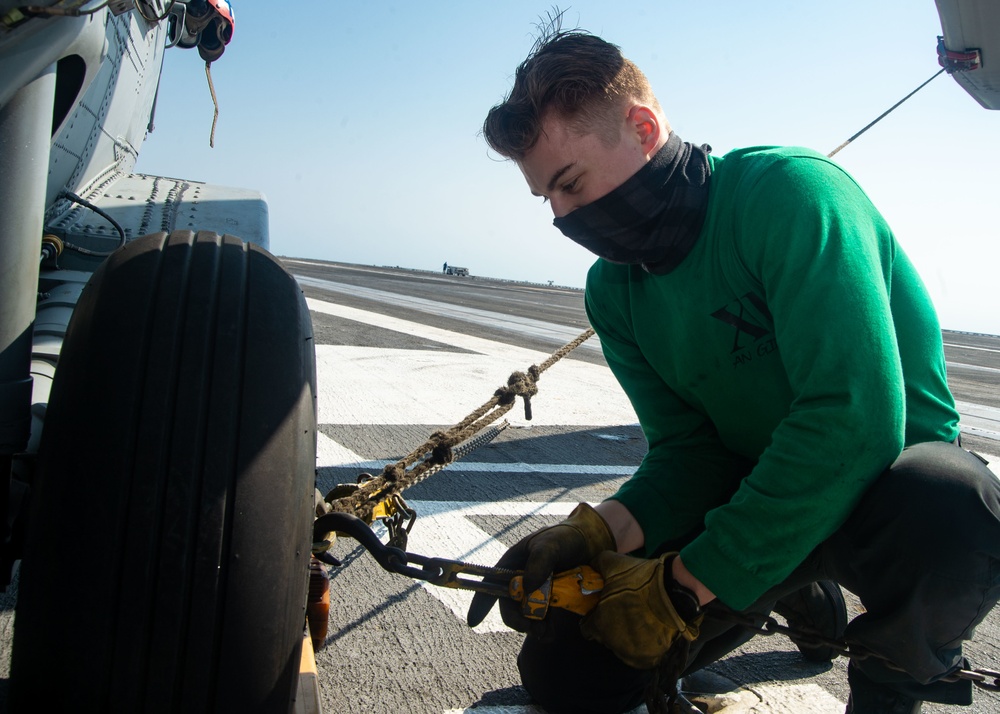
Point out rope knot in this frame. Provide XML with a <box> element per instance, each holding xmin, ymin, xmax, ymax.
<box><xmin>428</xmin><ymin>430</ymin><xmax>454</xmax><ymax>465</ymax></box>
<box><xmin>506</xmin><ymin>370</ymin><xmax>539</xmax><ymax>398</ymax></box>
<box><xmin>381</xmin><ymin>462</ymin><xmax>405</xmax><ymax>482</ymax></box>
<box><xmin>504</xmin><ymin>370</ymin><xmax>538</xmax><ymax>420</ymax></box>
<box><xmin>494</xmin><ymin>385</ymin><xmax>516</xmax><ymax>406</ymax></box>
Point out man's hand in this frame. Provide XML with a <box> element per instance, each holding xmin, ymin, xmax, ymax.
<box><xmin>580</xmin><ymin>551</ymin><xmax>703</xmax><ymax>670</ymax></box>
<box><xmin>466</xmin><ymin>503</ymin><xmax>615</xmax><ymax>634</ymax></box>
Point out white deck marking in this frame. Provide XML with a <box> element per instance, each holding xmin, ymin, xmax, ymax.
<box><xmin>442</xmin><ymin>681</ymin><xmax>845</xmax><ymax>713</ymax></box>
<box><xmin>297</xmin><ymin>275</ymin><xmax>603</xmax><ymax>352</ymax></box>
<box><xmin>745</xmin><ymin>683</ymin><xmax>846</xmax><ymax>712</ymax></box>
<box><xmin>444</xmin><ymin>704</ymin><xmax>552</xmax><ymax>714</ymax></box>
<box><xmin>309</xmin><ymin>298</ymin><xmax>636</xmax><ymax>427</ymax></box>
<box><xmin>322</xmin><ymin>459</ymin><xmax>635</xmax><ymax>476</ymax></box>
<box><xmin>317</xmin><ymin>430</ymin><xmax>368</xmax><ymax>467</ymax></box>
<box><xmin>948</xmin><ymin>361</ymin><xmax>1000</xmax><ymax>375</ymax></box>
<box><xmin>956</xmin><ymin>400</ymin><xmax>1000</xmax><ymax>443</ymax></box>
<box><xmin>944</xmin><ymin>341</ymin><xmax>1000</xmax><ymax>354</ymax></box>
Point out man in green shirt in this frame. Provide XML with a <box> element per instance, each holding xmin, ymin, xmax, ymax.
<box><xmin>467</xmin><ymin>28</ymin><xmax>1000</xmax><ymax>714</ymax></box>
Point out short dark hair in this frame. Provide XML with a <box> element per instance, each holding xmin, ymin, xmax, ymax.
<box><xmin>483</xmin><ymin>30</ymin><xmax>659</xmax><ymax>159</ymax></box>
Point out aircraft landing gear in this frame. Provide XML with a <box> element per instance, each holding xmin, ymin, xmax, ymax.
<box><xmin>10</xmin><ymin>230</ymin><xmax>317</xmax><ymax>713</ymax></box>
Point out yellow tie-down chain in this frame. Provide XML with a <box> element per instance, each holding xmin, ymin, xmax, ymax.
<box><xmin>312</xmin><ymin>510</ymin><xmax>604</xmax><ymax>619</ymax></box>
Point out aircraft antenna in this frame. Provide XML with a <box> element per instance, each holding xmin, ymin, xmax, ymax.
<box><xmin>827</xmin><ymin>68</ymin><xmax>944</xmax><ymax>158</ymax></box>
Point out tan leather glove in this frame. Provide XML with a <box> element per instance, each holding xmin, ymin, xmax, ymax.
<box><xmin>580</xmin><ymin>551</ymin><xmax>703</xmax><ymax>670</ymax></box>
<box><xmin>467</xmin><ymin>502</ymin><xmax>615</xmax><ymax>634</ymax></box>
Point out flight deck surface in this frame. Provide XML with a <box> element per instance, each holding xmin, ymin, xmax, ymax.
<box><xmin>1</xmin><ymin>258</ymin><xmax>997</xmax><ymax>713</ymax></box>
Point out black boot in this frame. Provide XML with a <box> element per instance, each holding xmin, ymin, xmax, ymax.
<box><xmin>846</xmin><ymin>663</ymin><xmax>923</xmax><ymax>713</ymax></box>
<box><xmin>772</xmin><ymin>580</ymin><xmax>847</xmax><ymax>662</ymax></box>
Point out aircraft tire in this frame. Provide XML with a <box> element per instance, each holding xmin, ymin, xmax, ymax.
<box><xmin>10</xmin><ymin>231</ymin><xmax>316</xmax><ymax>713</ymax></box>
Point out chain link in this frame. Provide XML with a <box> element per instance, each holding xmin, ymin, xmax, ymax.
<box><xmin>380</xmin><ymin>494</ymin><xmax>416</xmax><ymax>550</ymax></box>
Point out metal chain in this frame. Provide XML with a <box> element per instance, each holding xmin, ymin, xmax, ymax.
<box><xmin>710</xmin><ymin>607</ymin><xmax>1000</xmax><ymax>692</ymax></box>
<box><xmin>380</xmin><ymin>494</ymin><xmax>416</xmax><ymax>550</ymax></box>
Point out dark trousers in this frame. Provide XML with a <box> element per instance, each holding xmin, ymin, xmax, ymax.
<box><xmin>517</xmin><ymin>441</ymin><xmax>1000</xmax><ymax>713</ymax></box>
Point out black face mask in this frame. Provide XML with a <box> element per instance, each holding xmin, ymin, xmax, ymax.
<box><xmin>553</xmin><ymin>132</ymin><xmax>712</xmax><ymax>274</ymax></box>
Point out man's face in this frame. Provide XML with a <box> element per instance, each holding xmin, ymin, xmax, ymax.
<box><xmin>517</xmin><ymin>112</ymin><xmax>650</xmax><ymax>219</ymax></box>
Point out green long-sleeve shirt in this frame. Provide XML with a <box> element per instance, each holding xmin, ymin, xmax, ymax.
<box><xmin>585</xmin><ymin>146</ymin><xmax>959</xmax><ymax>609</ymax></box>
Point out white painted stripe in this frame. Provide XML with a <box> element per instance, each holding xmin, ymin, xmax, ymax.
<box><xmin>444</xmin><ymin>704</ymin><xmax>552</xmax><ymax>714</ymax></box>
<box><xmin>944</xmin><ymin>341</ymin><xmax>1000</xmax><ymax>354</ymax></box>
<box><xmin>309</xmin><ymin>299</ymin><xmax>636</xmax><ymax>427</ymax></box>
<box><xmin>408</xmin><ymin>500</ymin><xmax>584</xmax><ymax>518</ymax></box>
<box><xmin>317</xmin><ymin>431</ymin><xmax>368</xmax><ymax>468</ymax></box>
<box><xmin>315</xmin><ymin>344</ymin><xmax>636</xmax><ymax>427</ymax></box>
<box><xmin>962</xmin><ymin>425</ymin><xmax>1000</xmax><ymax>441</ymax></box>
<box><xmin>308</xmin><ymin>296</ymin><xmax>559</xmax><ymax>360</ymax></box>
<box><xmin>956</xmin><ymin>400</ymin><xmax>1000</xmax><ymax>421</ymax></box>
<box><xmin>956</xmin><ymin>400</ymin><xmax>1000</xmax><ymax>443</ymax></box>
<box><xmin>321</xmin><ymin>458</ymin><xmax>636</xmax><ymax>477</ymax></box>
<box><xmin>450</xmin><ymin>708</ymin><xmax>646</xmax><ymax>714</ymax></box>
<box><xmin>947</xmin><ymin>360</ymin><xmax>1000</xmax><ymax>375</ymax></box>
<box><xmin>297</xmin><ymin>274</ymin><xmax>602</xmax><ymax>352</ymax></box>
<box><xmin>744</xmin><ymin>683</ymin><xmax>845</xmax><ymax>712</ymax></box>
<box><xmin>441</xmin><ymin>682</ymin><xmax>845</xmax><ymax>713</ymax></box>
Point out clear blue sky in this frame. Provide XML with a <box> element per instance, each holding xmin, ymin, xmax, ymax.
<box><xmin>136</xmin><ymin>1</ymin><xmax>999</xmax><ymax>335</ymax></box>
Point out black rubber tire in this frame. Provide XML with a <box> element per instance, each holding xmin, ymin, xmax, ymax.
<box><xmin>10</xmin><ymin>231</ymin><xmax>317</xmax><ymax>713</ymax></box>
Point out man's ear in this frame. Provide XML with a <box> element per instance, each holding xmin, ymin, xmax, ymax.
<box><xmin>627</xmin><ymin>105</ymin><xmax>661</xmax><ymax>155</ymax></box>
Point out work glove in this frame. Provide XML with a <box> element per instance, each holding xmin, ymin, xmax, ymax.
<box><xmin>580</xmin><ymin>551</ymin><xmax>703</xmax><ymax>670</ymax></box>
<box><xmin>466</xmin><ymin>502</ymin><xmax>615</xmax><ymax>635</ymax></box>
